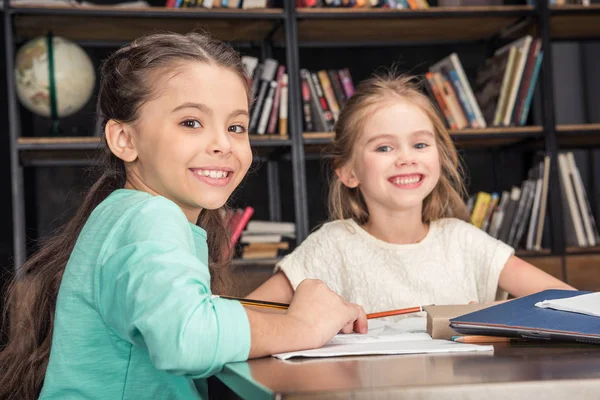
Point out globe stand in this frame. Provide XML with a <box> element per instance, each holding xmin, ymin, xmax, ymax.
<box><xmin>50</xmin><ymin>119</ymin><xmax>62</xmax><ymax>136</ymax></box>
<box><xmin>47</xmin><ymin>32</ymin><xmax>60</xmax><ymax>137</ymax></box>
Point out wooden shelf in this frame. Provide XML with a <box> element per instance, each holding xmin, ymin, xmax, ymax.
<box><xmin>12</xmin><ymin>5</ymin><xmax>284</xmax><ymax>42</ymax></box>
<box><xmin>303</xmin><ymin>126</ymin><xmax>543</xmax><ymax>148</ymax></box>
<box><xmin>294</xmin><ymin>6</ymin><xmax>536</xmax><ymax>45</ymax></box>
<box><xmin>556</xmin><ymin>124</ymin><xmax>600</xmax><ymax>147</ymax></box>
<box><xmin>515</xmin><ymin>248</ymin><xmax>553</xmax><ymax>257</ymax></box>
<box><xmin>551</xmin><ymin>5</ymin><xmax>600</xmax><ymax>40</ymax></box>
<box><xmin>566</xmin><ymin>246</ymin><xmax>600</xmax><ymax>255</ymax></box>
<box><xmin>16</xmin><ymin>135</ymin><xmax>291</xmax><ymax>166</ymax></box>
<box><xmin>17</xmin><ymin>135</ymin><xmax>291</xmax><ymax>149</ymax></box>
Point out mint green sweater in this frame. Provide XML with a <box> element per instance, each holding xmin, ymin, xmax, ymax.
<box><xmin>39</xmin><ymin>189</ymin><xmax>251</xmax><ymax>399</ymax></box>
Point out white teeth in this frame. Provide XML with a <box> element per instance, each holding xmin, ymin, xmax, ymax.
<box><xmin>393</xmin><ymin>176</ymin><xmax>421</xmax><ymax>185</ymax></box>
<box><xmin>195</xmin><ymin>169</ymin><xmax>229</xmax><ymax>179</ymax></box>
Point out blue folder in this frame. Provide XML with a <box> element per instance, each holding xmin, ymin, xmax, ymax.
<box><xmin>450</xmin><ymin>289</ymin><xmax>600</xmax><ymax>344</ymax></box>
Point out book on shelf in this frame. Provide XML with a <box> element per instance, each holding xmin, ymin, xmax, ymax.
<box><xmin>301</xmin><ymin>68</ymin><xmax>355</xmax><ymax>132</ymax></box>
<box><xmin>558</xmin><ymin>152</ymin><xmax>600</xmax><ymax>248</ymax></box>
<box><xmin>226</xmin><ymin>206</ymin><xmax>255</xmax><ymax>249</ymax></box>
<box><xmin>242</xmin><ymin>56</ymin><xmax>288</xmax><ymax>136</ymax></box>
<box><xmin>469</xmin><ymin>155</ymin><xmax>553</xmax><ymax>251</ymax></box>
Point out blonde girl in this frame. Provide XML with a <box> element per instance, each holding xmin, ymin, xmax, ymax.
<box><xmin>250</xmin><ymin>72</ymin><xmax>573</xmax><ymax>313</ymax></box>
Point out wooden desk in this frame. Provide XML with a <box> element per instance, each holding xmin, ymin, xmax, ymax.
<box><xmin>214</xmin><ymin>342</ymin><xmax>600</xmax><ymax>399</ymax></box>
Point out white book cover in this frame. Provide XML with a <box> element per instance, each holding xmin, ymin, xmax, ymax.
<box><xmin>566</xmin><ymin>152</ymin><xmax>598</xmax><ymax>246</ymax></box>
<box><xmin>558</xmin><ymin>153</ymin><xmax>587</xmax><ymax>247</ymax></box>
<box><xmin>534</xmin><ymin>156</ymin><xmax>551</xmax><ymax>251</ymax></box>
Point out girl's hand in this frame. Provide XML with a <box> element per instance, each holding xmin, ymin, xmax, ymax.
<box><xmin>286</xmin><ymin>279</ymin><xmax>368</xmax><ymax>349</ymax></box>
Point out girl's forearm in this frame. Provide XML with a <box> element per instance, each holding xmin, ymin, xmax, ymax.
<box><xmin>244</xmin><ymin>308</ymin><xmax>316</xmax><ymax>359</ymax></box>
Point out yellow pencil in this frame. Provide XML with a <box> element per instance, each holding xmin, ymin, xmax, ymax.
<box><xmin>215</xmin><ymin>296</ymin><xmax>425</xmax><ymax>319</ymax></box>
<box><xmin>452</xmin><ymin>335</ymin><xmax>511</xmax><ymax>343</ymax></box>
<box><xmin>214</xmin><ymin>295</ymin><xmax>289</xmax><ymax>310</ymax></box>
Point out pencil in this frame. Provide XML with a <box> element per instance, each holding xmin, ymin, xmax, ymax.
<box><xmin>215</xmin><ymin>295</ymin><xmax>289</xmax><ymax>310</ymax></box>
<box><xmin>452</xmin><ymin>335</ymin><xmax>511</xmax><ymax>343</ymax></box>
<box><xmin>215</xmin><ymin>296</ymin><xmax>425</xmax><ymax>319</ymax></box>
<box><xmin>365</xmin><ymin>306</ymin><xmax>424</xmax><ymax>319</ymax></box>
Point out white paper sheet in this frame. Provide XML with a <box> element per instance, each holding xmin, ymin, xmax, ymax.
<box><xmin>535</xmin><ymin>292</ymin><xmax>600</xmax><ymax>317</ymax></box>
<box><xmin>272</xmin><ymin>317</ymin><xmax>493</xmax><ymax>360</ymax></box>
<box><xmin>272</xmin><ymin>339</ymin><xmax>493</xmax><ymax>360</ymax></box>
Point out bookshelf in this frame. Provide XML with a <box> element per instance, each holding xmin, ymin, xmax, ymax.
<box><xmin>3</xmin><ymin>1</ymin><xmax>600</xmax><ymax>291</ymax></box>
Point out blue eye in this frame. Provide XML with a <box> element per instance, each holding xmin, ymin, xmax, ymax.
<box><xmin>181</xmin><ymin>119</ymin><xmax>202</xmax><ymax>129</ymax></box>
<box><xmin>228</xmin><ymin>124</ymin><xmax>247</xmax><ymax>134</ymax></box>
<box><xmin>376</xmin><ymin>145</ymin><xmax>393</xmax><ymax>152</ymax></box>
<box><xmin>414</xmin><ymin>143</ymin><xmax>429</xmax><ymax>149</ymax></box>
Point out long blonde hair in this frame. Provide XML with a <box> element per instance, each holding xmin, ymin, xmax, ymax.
<box><xmin>326</xmin><ymin>71</ymin><xmax>470</xmax><ymax>225</ymax></box>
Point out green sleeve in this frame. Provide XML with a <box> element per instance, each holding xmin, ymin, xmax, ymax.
<box><xmin>96</xmin><ymin>196</ymin><xmax>251</xmax><ymax>378</ymax></box>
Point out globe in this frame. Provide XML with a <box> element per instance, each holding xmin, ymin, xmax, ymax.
<box><xmin>14</xmin><ymin>36</ymin><xmax>96</xmax><ymax>118</ymax></box>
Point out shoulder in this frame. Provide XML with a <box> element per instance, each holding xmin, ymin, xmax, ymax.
<box><xmin>433</xmin><ymin>217</ymin><xmax>489</xmax><ymax>235</ymax></box>
<box><xmin>431</xmin><ymin>218</ymin><xmax>493</xmax><ymax>244</ymax></box>
<box><xmin>303</xmin><ymin>219</ymin><xmax>361</xmax><ymax>244</ymax></box>
<box><xmin>93</xmin><ymin>190</ymin><xmax>195</xmax><ymax>251</ymax></box>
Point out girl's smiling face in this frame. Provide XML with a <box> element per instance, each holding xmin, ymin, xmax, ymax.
<box><xmin>113</xmin><ymin>62</ymin><xmax>252</xmax><ymax>222</ymax></box>
<box><xmin>337</xmin><ymin>98</ymin><xmax>441</xmax><ymax>219</ymax></box>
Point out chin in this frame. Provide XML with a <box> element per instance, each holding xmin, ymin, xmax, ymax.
<box><xmin>198</xmin><ymin>198</ymin><xmax>229</xmax><ymax>211</ymax></box>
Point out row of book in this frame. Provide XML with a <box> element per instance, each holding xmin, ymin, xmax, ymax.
<box><xmin>296</xmin><ymin>0</ymin><xmax>431</xmax><ymax>8</ymax></box>
<box><xmin>469</xmin><ymin>152</ymin><xmax>600</xmax><ymax>251</ymax></box>
<box><xmin>469</xmin><ymin>156</ymin><xmax>551</xmax><ymax>251</ymax></box>
<box><xmin>301</xmin><ymin>68</ymin><xmax>355</xmax><ymax>132</ymax></box>
<box><xmin>225</xmin><ymin>206</ymin><xmax>296</xmax><ymax>259</ymax></box>
<box><xmin>242</xmin><ymin>57</ymin><xmax>288</xmax><ymax>135</ymax></box>
<box><xmin>424</xmin><ymin>35</ymin><xmax>542</xmax><ymax>130</ymax></box>
<box><xmin>165</xmin><ymin>0</ymin><xmax>273</xmax><ymax>8</ymax></box>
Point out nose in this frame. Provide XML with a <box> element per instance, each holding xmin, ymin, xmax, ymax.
<box><xmin>395</xmin><ymin>147</ymin><xmax>417</xmax><ymax>167</ymax></box>
<box><xmin>206</xmin><ymin>129</ymin><xmax>232</xmax><ymax>156</ymax></box>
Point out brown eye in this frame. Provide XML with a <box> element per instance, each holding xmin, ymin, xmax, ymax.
<box><xmin>181</xmin><ymin>120</ymin><xmax>202</xmax><ymax>129</ymax></box>
<box><xmin>228</xmin><ymin>125</ymin><xmax>247</xmax><ymax>134</ymax></box>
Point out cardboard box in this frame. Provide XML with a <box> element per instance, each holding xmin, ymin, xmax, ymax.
<box><xmin>423</xmin><ymin>304</ymin><xmax>493</xmax><ymax>340</ymax></box>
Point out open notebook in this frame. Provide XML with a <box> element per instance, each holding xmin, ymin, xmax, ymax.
<box><xmin>272</xmin><ymin>317</ymin><xmax>494</xmax><ymax>360</ymax></box>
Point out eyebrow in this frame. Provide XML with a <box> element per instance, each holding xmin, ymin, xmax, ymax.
<box><xmin>171</xmin><ymin>102</ymin><xmax>249</xmax><ymax>119</ymax></box>
<box><xmin>365</xmin><ymin>133</ymin><xmax>396</xmax><ymax>145</ymax></box>
<box><xmin>229</xmin><ymin>109</ymin><xmax>250</xmax><ymax>119</ymax></box>
<box><xmin>171</xmin><ymin>102</ymin><xmax>211</xmax><ymax>114</ymax></box>
<box><xmin>365</xmin><ymin>130</ymin><xmax>435</xmax><ymax>145</ymax></box>
<box><xmin>413</xmin><ymin>130</ymin><xmax>435</xmax><ymax>138</ymax></box>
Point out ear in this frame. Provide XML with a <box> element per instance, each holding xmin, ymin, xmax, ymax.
<box><xmin>336</xmin><ymin>163</ymin><xmax>360</xmax><ymax>188</ymax></box>
<box><xmin>105</xmin><ymin>119</ymin><xmax>138</xmax><ymax>163</ymax></box>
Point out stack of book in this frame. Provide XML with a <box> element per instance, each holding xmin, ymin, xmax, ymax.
<box><xmin>300</xmin><ymin>68</ymin><xmax>355</xmax><ymax>132</ymax></box>
<box><xmin>242</xmin><ymin>56</ymin><xmax>288</xmax><ymax>135</ymax></box>
<box><xmin>240</xmin><ymin>220</ymin><xmax>296</xmax><ymax>259</ymax></box>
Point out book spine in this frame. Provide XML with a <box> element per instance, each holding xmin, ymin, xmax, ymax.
<box><xmin>230</xmin><ymin>206</ymin><xmax>255</xmax><ymax>248</ymax></box>
<box><xmin>267</xmin><ymin>66</ymin><xmax>286</xmax><ymax>134</ymax></box>
<box><xmin>257</xmin><ymin>81</ymin><xmax>277</xmax><ymax>134</ymax></box>
<box><xmin>279</xmin><ymin>74</ymin><xmax>288</xmax><ymax>136</ymax></box>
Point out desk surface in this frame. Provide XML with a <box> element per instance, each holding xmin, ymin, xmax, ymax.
<box><xmin>216</xmin><ymin>342</ymin><xmax>600</xmax><ymax>399</ymax></box>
